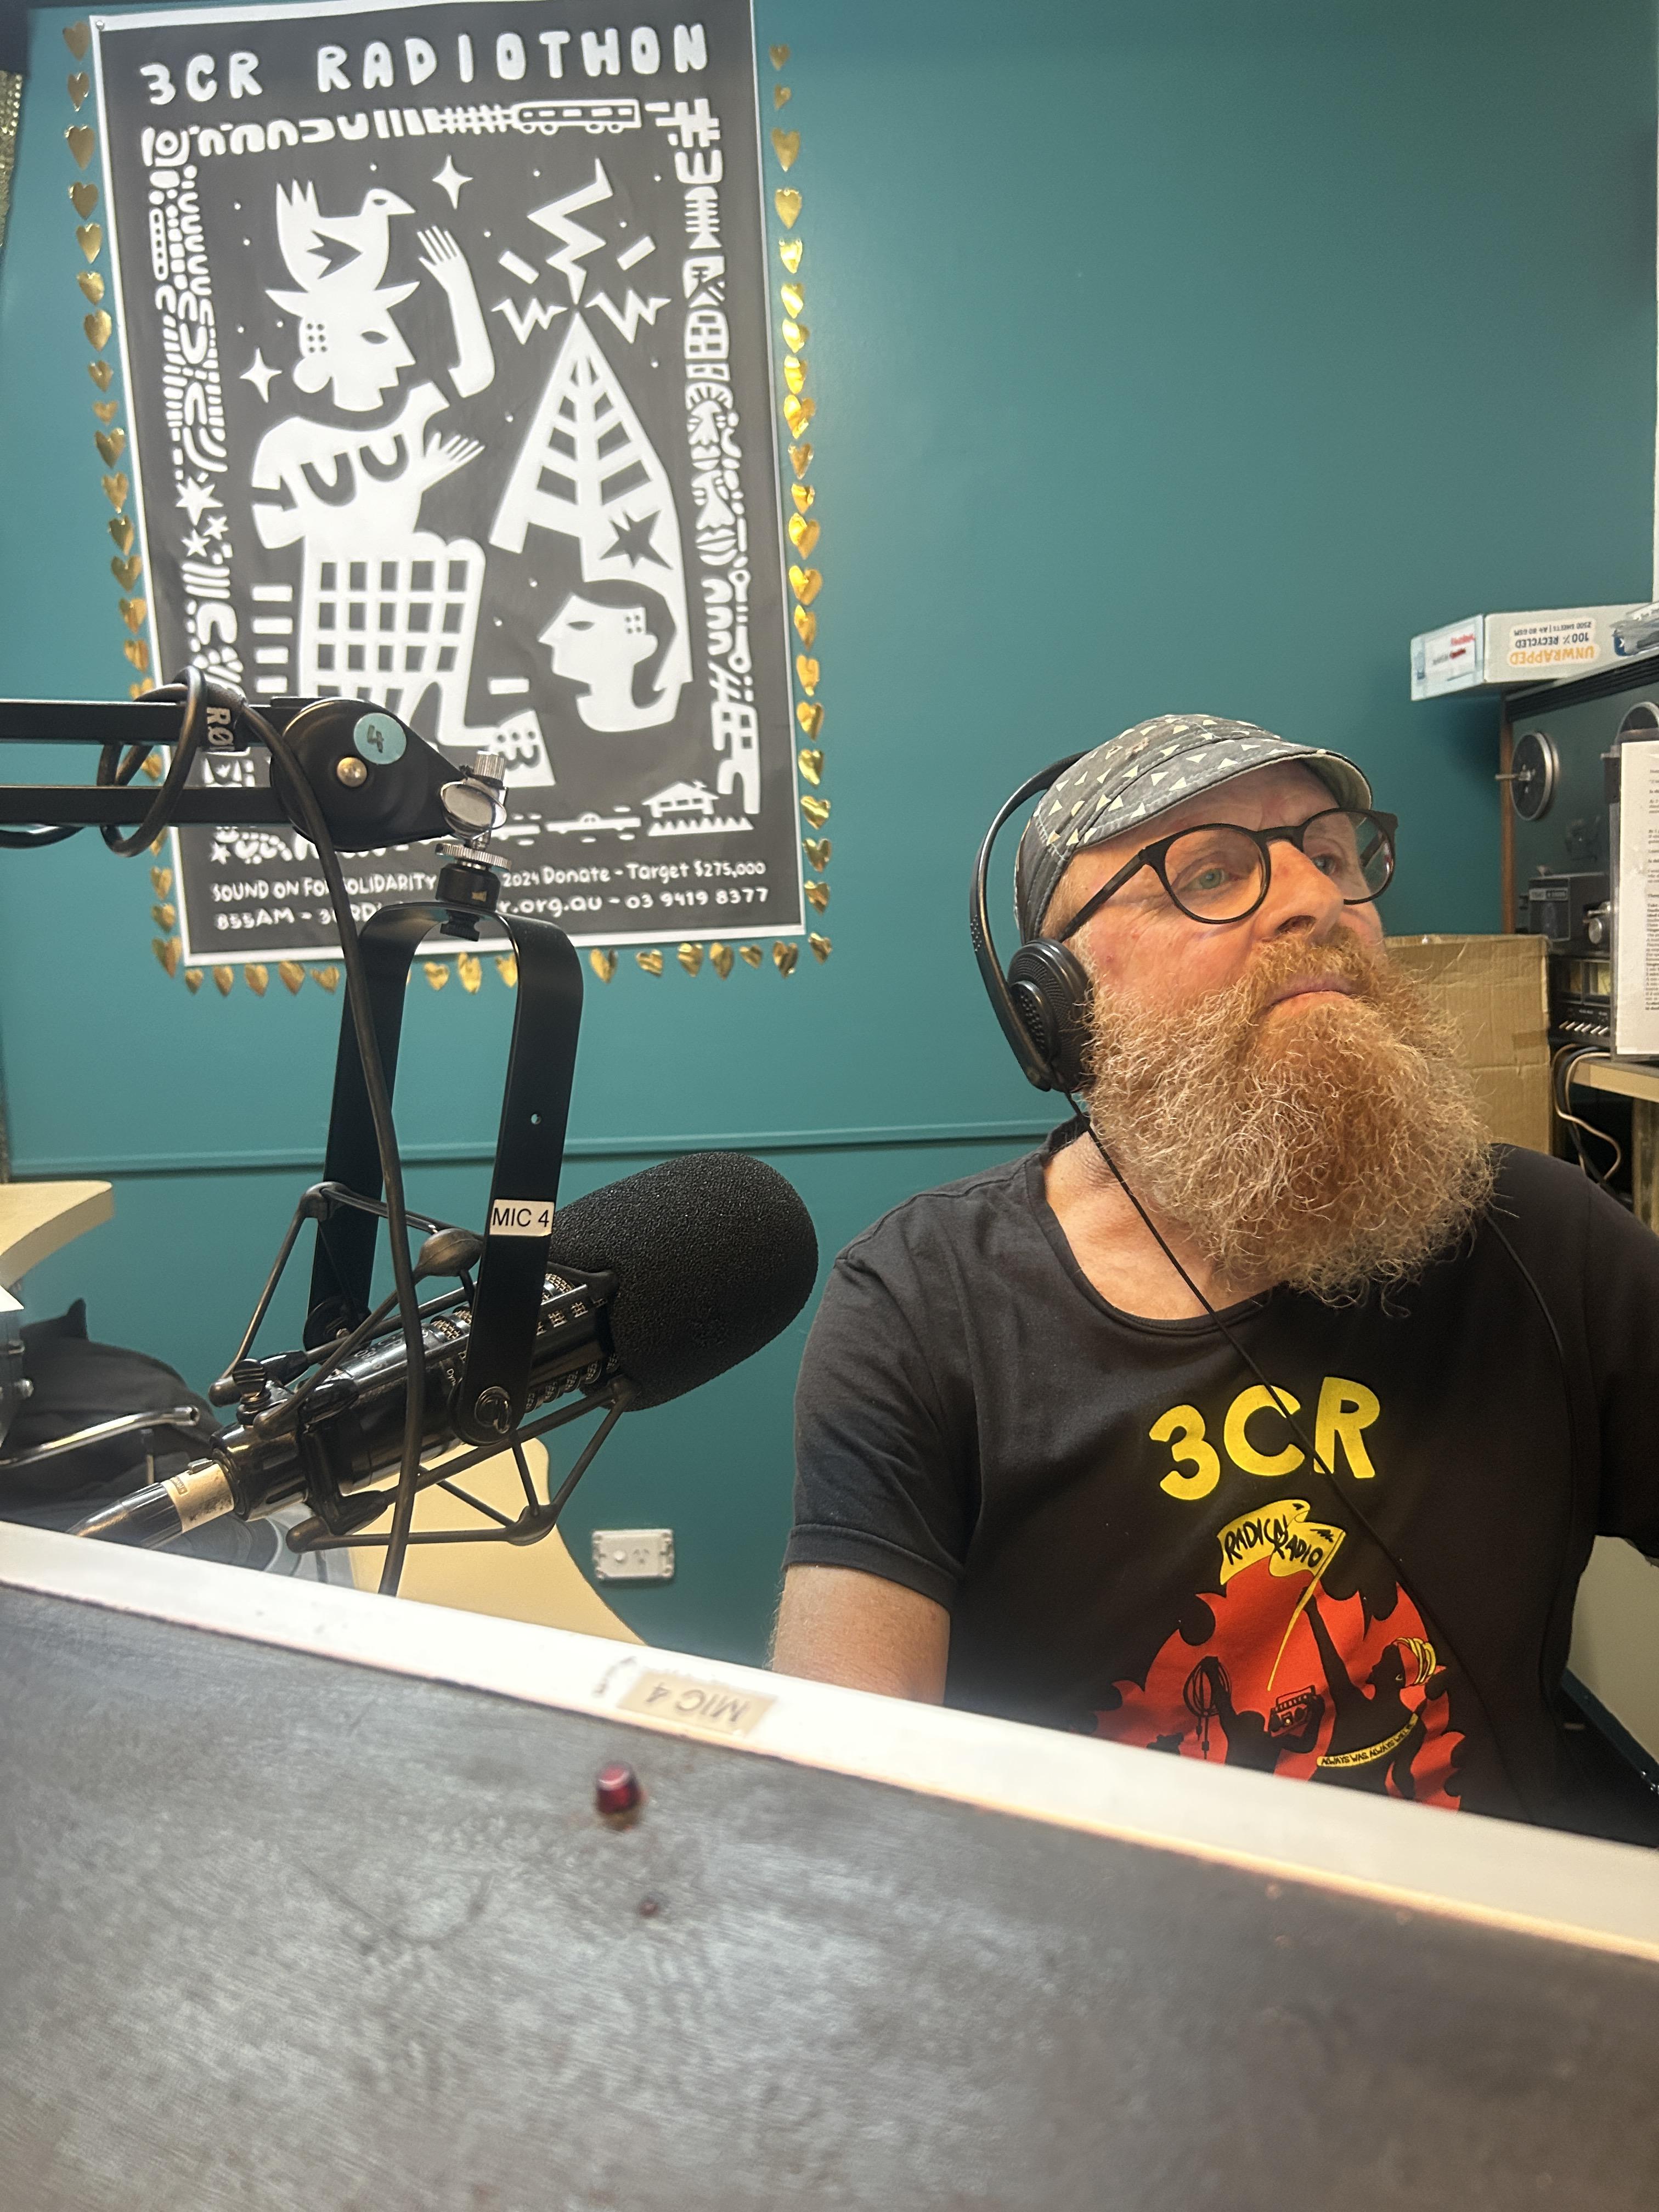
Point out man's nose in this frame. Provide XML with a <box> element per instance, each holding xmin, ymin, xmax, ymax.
<box><xmin>1261</xmin><ymin>839</ymin><xmax>1347</xmax><ymax>937</ymax></box>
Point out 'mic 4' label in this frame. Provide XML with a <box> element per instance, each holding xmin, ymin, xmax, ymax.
<box><xmin>489</xmin><ymin>1198</ymin><xmax>555</xmax><ymax>1239</ymax></box>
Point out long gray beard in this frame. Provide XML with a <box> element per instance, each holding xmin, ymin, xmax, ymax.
<box><xmin>1081</xmin><ymin>934</ymin><xmax>1496</xmax><ymax>1302</ymax></box>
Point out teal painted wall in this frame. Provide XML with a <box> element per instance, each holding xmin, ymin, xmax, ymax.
<box><xmin>2</xmin><ymin>0</ymin><xmax>1655</xmax><ymax>1661</ymax></box>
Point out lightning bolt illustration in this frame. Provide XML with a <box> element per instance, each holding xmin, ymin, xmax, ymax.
<box><xmin>591</xmin><ymin>290</ymin><xmax>672</xmax><ymax>343</ymax></box>
<box><xmin>528</xmin><ymin>162</ymin><xmax>614</xmax><ymax>303</ymax></box>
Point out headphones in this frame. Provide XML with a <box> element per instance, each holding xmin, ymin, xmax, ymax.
<box><xmin>970</xmin><ymin>754</ymin><xmax>1091</xmax><ymax>1093</ymax></box>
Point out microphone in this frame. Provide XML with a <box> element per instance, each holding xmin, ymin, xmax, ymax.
<box><xmin>72</xmin><ymin>1152</ymin><xmax>819</xmax><ymax>1550</ymax></box>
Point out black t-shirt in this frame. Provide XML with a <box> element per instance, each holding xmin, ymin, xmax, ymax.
<box><xmin>788</xmin><ymin>1139</ymin><xmax>1659</xmax><ymax>1821</ymax></box>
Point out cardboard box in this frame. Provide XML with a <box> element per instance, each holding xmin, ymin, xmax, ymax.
<box><xmin>1409</xmin><ymin>606</ymin><xmax>1644</xmax><ymax>700</ymax></box>
<box><xmin>1386</xmin><ymin>933</ymin><xmax>1550</xmax><ymax>1153</ymax></box>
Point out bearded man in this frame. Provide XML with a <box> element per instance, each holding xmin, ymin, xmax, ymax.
<box><xmin>772</xmin><ymin>715</ymin><xmax>1659</xmax><ymax>1825</ymax></box>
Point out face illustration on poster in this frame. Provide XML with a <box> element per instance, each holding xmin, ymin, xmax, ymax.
<box><xmin>540</xmin><ymin>580</ymin><xmax>681</xmax><ymax>732</ymax></box>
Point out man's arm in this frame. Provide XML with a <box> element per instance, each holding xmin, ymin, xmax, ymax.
<box><xmin>770</xmin><ymin>1564</ymin><xmax>950</xmax><ymax>1703</ymax></box>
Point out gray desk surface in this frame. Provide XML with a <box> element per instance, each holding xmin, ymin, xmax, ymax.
<box><xmin>2</xmin><ymin>1529</ymin><xmax>1657</xmax><ymax>2210</ymax></box>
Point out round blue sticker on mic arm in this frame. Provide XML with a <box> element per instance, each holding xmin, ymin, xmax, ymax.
<box><xmin>353</xmin><ymin>712</ymin><xmax>407</xmax><ymax>765</ymax></box>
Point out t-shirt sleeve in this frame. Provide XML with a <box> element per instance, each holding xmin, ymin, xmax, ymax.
<box><xmin>786</xmin><ymin>1243</ymin><xmax>974</xmax><ymax>1611</ymax></box>
<box><xmin>1582</xmin><ymin>1176</ymin><xmax>1659</xmax><ymax>1555</ymax></box>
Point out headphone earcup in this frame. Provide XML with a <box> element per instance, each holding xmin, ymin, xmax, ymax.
<box><xmin>1006</xmin><ymin>939</ymin><xmax>1093</xmax><ymax>1094</ymax></box>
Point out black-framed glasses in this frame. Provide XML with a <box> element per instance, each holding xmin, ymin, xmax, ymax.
<box><xmin>1056</xmin><ymin>808</ymin><xmax>1398</xmax><ymax>939</ymax></box>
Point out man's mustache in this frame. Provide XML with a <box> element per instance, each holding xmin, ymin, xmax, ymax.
<box><xmin>1230</xmin><ymin>934</ymin><xmax>1385</xmax><ymax>1023</ymax></box>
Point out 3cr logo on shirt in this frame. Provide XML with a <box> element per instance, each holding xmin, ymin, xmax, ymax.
<box><xmin>1148</xmin><ymin>1378</ymin><xmax>1380</xmax><ymax>1502</ymax></box>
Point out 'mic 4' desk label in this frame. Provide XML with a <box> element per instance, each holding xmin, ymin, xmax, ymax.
<box><xmin>618</xmin><ymin>1669</ymin><xmax>775</xmax><ymax>1739</ymax></box>
<box><xmin>489</xmin><ymin>1198</ymin><xmax>554</xmax><ymax>1238</ymax></box>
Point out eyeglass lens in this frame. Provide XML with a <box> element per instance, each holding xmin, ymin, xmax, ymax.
<box><xmin>1162</xmin><ymin>811</ymin><xmax>1391</xmax><ymax>922</ymax></box>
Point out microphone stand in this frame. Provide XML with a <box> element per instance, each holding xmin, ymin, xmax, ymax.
<box><xmin>2</xmin><ymin>682</ymin><xmax>624</xmax><ymax>1583</ymax></box>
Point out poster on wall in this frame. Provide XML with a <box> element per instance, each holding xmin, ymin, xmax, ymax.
<box><xmin>89</xmin><ymin>0</ymin><xmax>800</xmax><ymax>964</ymax></box>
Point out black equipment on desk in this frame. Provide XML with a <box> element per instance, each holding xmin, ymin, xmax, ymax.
<box><xmin>1517</xmin><ymin>868</ymin><xmax>1611</xmax><ymax>1045</ymax></box>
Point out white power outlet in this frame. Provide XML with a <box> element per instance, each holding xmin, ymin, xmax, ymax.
<box><xmin>591</xmin><ymin>1527</ymin><xmax>675</xmax><ymax>1583</ymax></box>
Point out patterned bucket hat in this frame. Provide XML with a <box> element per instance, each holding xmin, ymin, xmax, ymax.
<box><xmin>1013</xmin><ymin>713</ymin><xmax>1372</xmax><ymax>938</ymax></box>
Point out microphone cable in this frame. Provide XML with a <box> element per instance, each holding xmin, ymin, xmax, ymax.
<box><xmin>236</xmin><ymin>698</ymin><xmax>427</xmax><ymax>1594</ymax></box>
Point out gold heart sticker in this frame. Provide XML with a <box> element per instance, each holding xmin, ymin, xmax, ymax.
<box><xmin>101</xmin><ymin>470</ymin><xmax>127</xmax><ymax>508</ymax></box>
<box><xmin>246</xmin><ymin>964</ymin><xmax>270</xmax><ymax>997</ymax></box>
<box><xmin>64</xmin><ymin>22</ymin><xmax>91</xmax><ymax>59</ymax></box>
<box><xmin>184</xmin><ymin>968</ymin><xmax>204</xmax><ymax>995</ymax></box>
<box><xmin>153</xmin><ymin>936</ymin><xmax>180</xmax><ymax>977</ymax></box>
<box><xmin>770</xmin><ymin>128</ymin><xmax>800</xmax><ymax>172</ymax></box>
<box><xmin>778</xmin><ymin>236</ymin><xmax>803</xmax><ymax>275</ymax></box>
<box><xmin>86</xmin><ymin>312</ymin><xmax>112</xmax><ymax>352</ymax></box>
<box><xmin>67</xmin><ymin>72</ymin><xmax>90</xmax><ymax>109</ymax></box>
<box><xmin>77</xmin><ymin>223</ymin><xmax>101</xmax><ymax>262</ymax></box>
<box><xmin>78</xmin><ymin>271</ymin><xmax>104</xmax><ymax>306</ymax></box>
<box><xmin>88</xmin><ymin>357</ymin><xmax>112</xmax><ymax>391</ymax></box>
<box><xmin>119</xmin><ymin>596</ymin><xmax>146</xmax><ymax>634</ymax></box>
<box><xmin>780</xmin><ymin>281</ymin><xmax>805</xmax><ymax>319</ymax></box>
<box><xmin>774</xmin><ymin>187</ymin><xmax>802</xmax><ymax>228</ymax></box>
<box><xmin>801</xmin><ymin>794</ymin><xmax>832</xmax><ymax>829</ymax></box>
<box><xmin>792</xmin><ymin>483</ymin><xmax>815</xmax><ymax>515</ymax></box>
<box><xmin>797</xmin><ymin>700</ymin><xmax>825</xmax><ymax>738</ymax></box>
<box><xmin>782</xmin><ymin>395</ymin><xmax>816</xmax><ymax>438</ymax></box>
<box><xmin>123</xmin><ymin>638</ymin><xmax>149</xmax><ymax>673</ymax></box>
<box><xmin>70</xmin><ymin>180</ymin><xmax>99</xmax><ymax>217</ymax></box>
<box><xmin>151</xmin><ymin>901</ymin><xmax>176</xmax><ymax>930</ymax></box>
<box><xmin>739</xmin><ymin>944</ymin><xmax>764</xmax><ymax>968</ymax></box>
<box><xmin>66</xmin><ymin>125</ymin><xmax>95</xmax><ymax>170</ymax></box>
<box><xmin>212</xmin><ymin>965</ymin><xmax>235</xmax><ymax>996</ymax></box>
<box><xmin>636</xmin><ymin>948</ymin><xmax>664</xmax><ymax>976</ymax></box>
<box><xmin>313</xmin><ymin>964</ymin><xmax>341</xmax><ymax>992</ymax></box>
<box><xmin>93</xmin><ymin>398</ymin><xmax>117</xmax><ymax>424</ymax></box>
<box><xmin>788</xmin><ymin>514</ymin><xmax>820</xmax><ymax>556</ymax></box>
<box><xmin>796</xmin><ymin>653</ymin><xmax>819</xmax><ymax>693</ymax></box>
<box><xmin>111</xmin><ymin>555</ymin><xmax>142</xmax><ymax>589</ymax></box>
<box><xmin>278</xmin><ymin>961</ymin><xmax>307</xmax><ymax>995</ymax></box>
<box><xmin>423</xmin><ymin>960</ymin><xmax>450</xmax><ymax>991</ymax></box>
<box><xmin>809</xmin><ymin>933</ymin><xmax>832</xmax><ymax>964</ymax></box>
<box><xmin>774</xmin><ymin>940</ymin><xmax>800</xmax><ymax>976</ymax></box>
<box><xmin>677</xmin><ymin>941</ymin><xmax>705</xmax><ymax>977</ymax></box>
<box><xmin>458</xmin><ymin>951</ymin><xmax>483</xmax><ymax>994</ymax></box>
<box><xmin>788</xmin><ymin>563</ymin><xmax>822</xmax><ymax>606</ymax></box>
<box><xmin>495</xmin><ymin>953</ymin><xmax>518</xmax><ymax>989</ymax></box>
<box><xmin>150</xmin><ymin>865</ymin><xmax>172</xmax><ymax>896</ymax></box>
<box><xmin>805</xmin><ymin>879</ymin><xmax>831</xmax><ymax>913</ymax></box>
<box><xmin>781</xmin><ymin>317</ymin><xmax>809</xmax><ymax>353</ymax></box>
<box><xmin>783</xmin><ymin>357</ymin><xmax>808</xmax><ymax>398</ymax></box>
<box><xmin>788</xmin><ymin>439</ymin><xmax>812</xmax><ymax>478</ymax></box>
<box><xmin>589</xmin><ymin>947</ymin><xmax>618</xmax><ymax>983</ymax></box>
<box><xmin>109</xmin><ymin>515</ymin><xmax>133</xmax><ymax>553</ymax></box>
<box><xmin>803</xmin><ymin>837</ymin><xmax>831</xmax><ymax>870</ymax></box>
<box><xmin>95</xmin><ymin>427</ymin><xmax>124</xmax><ymax>466</ymax></box>
<box><xmin>709</xmin><ymin>942</ymin><xmax>734</xmax><ymax>978</ymax></box>
<box><xmin>139</xmin><ymin>749</ymin><xmax>162</xmax><ymax>781</ymax></box>
<box><xmin>773</xmin><ymin>84</ymin><xmax>791</xmax><ymax>110</ymax></box>
<box><xmin>793</xmin><ymin>606</ymin><xmax>817</xmax><ymax>646</ymax></box>
<box><xmin>769</xmin><ymin>44</ymin><xmax>790</xmax><ymax>66</ymax></box>
<box><xmin>798</xmin><ymin>747</ymin><xmax>823</xmax><ymax>785</ymax></box>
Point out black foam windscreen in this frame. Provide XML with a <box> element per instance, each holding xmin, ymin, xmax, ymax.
<box><xmin>546</xmin><ymin>1152</ymin><xmax>819</xmax><ymax>1409</ymax></box>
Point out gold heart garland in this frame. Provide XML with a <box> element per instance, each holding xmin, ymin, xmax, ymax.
<box><xmin>88</xmin><ymin>358</ymin><xmax>113</xmax><ymax>391</ymax></box>
<box><xmin>804</xmin><ymin>838</ymin><xmax>832</xmax><ymax>871</ymax></box>
<box><xmin>112</xmin><ymin>555</ymin><xmax>142</xmax><ymax>589</ymax></box>
<box><xmin>153</xmin><ymin>938</ymin><xmax>180</xmax><ymax>977</ymax></box>
<box><xmin>775</xmin><ymin>188</ymin><xmax>802</xmax><ymax>228</ymax></box>
<box><xmin>64</xmin><ymin>22</ymin><xmax>91</xmax><ymax>60</ymax></box>
<box><xmin>66</xmin><ymin>125</ymin><xmax>95</xmax><ymax>170</ymax></box>
<box><xmin>76</xmin><ymin>222</ymin><xmax>101</xmax><ymax>262</ymax></box>
<box><xmin>770</xmin><ymin>128</ymin><xmax>800</xmax><ymax>172</ymax></box>
<box><xmin>95</xmin><ymin>427</ymin><xmax>125</xmax><ymax>466</ymax></box>
<box><xmin>212</xmin><ymin>966</ymin><xmax>235</xmax><ymax>996</ymax></box>
<box><xmin>779</xmin><ymin>236</ymin><xmax>803</xmax><ymax>275</ymax></box>
<box><xmin>67</xmin><ymin>72</ymin><xmax>89</xmax><ymax>110</ymax></box>
<box><xmin>70</xmin><ymin>180</ymin><xmax>98</xmax><ymax>218</ymax></box>
<box><xmin>109</xmin><ymin>516</ymin><xmax>134</xmax><ymax>554</ymax></box>
<box><xmin>636</xmin><ymin>949</ymin><xmax>664</xmax><ymax>976</ymax></box>
<box><xmin>77</xmin><ymin>271</ymin><xmax>104</xmax><ymax>305</ymax></box>
<box><xmin>805</xmin><ymin>880</ymin><xmax>831</xmax><ymax>913</ymax></box>
<box><xmin>93</xmin><ymin>398</ymin><xmax>118</xmax><ymax>425</ymax></box>
<box><xmin>85</xmin><ymin>312</ymin><xmax>112</xmax><ymax>352</ymax></box>
<box><xmin>676</xmin><ymin>942</ymin><xmax>705</xmax><ymax>977</ymax></box>
<box><xmin>278</xmin><ymin>962</ymin><xmax>307</xmax><ymax>995</ymax></box>
<box><xmin>589</xmin><ymin>947</ymin><xmax>618</xmax><ymax>983</ymax></box>
<box><xmin>809</xmin><ymin>934</ymin><xmax>832</xmax><ymax>964</ymax></box>
<box><xmin>792</xmin><ymin>483</ymin><xmax>815</xmax><ymax>515</ymax></box>
<box><xmin>246</xmin><ymin>964</ymin><xmax>270</xmax><ymax>997</ymax></box>
<box><xmin>709</xmin><ymin>943</ymin><xmax>735</xmax><ymax>978</ymax></box>
<box><xmin>739</xmin><ymin>944</ymin><xmax>764</xmax><ymax>968</ymax></box>
<box><xmin>774</xmin><ymin>941</ymin><xmax>799</xmax><ymax>975</ymax></box>
<box><xmin>769</xmin><ymin>44</ymin><xmax>790</xmax><ymax>67</ymax></box>
<box><xmin>184</xmin><ymin>969</ymin><xmax>204</xmax><ymax>995</ymax></box>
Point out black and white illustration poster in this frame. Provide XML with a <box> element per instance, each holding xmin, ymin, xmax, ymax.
<box><xmin>91</xmin><ymin>1</ymin><xmax>800</xmax><ymax>962</ymax></box>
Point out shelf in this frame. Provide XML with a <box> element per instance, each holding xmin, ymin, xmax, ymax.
<box><xmin>1569</xmin><ymin>1057</ymin><xmax>1659</xmax><ymax>1107</ymax></box>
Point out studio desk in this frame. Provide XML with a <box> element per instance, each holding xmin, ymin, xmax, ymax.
<box><xmin>2</xmin><ymin>1521</ymin><xmax>1656</xmax><ymax>2211</ymax></box>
